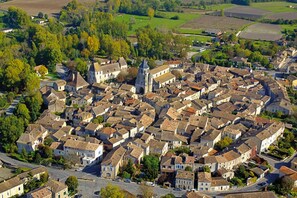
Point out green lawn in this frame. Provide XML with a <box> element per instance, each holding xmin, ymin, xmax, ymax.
<box><xmin>115</xmin><ymin>11</ymin><xmax>200</xmax><ymax>35</ymax></box>
<box><xmin>282</xmin><ymin>24</ymin><xmax>297</xmax><ymax>32</ymax></box>
<box><xmin>177</xmin><ymin>28</ymin><xmax>204</xmax><ymax>35</ymax></box>
<box><xmin>251</xmin><ymin>1</ymin><xmax>297</xmax><ymax>13</ymax></box>
<box><xmin>187</xmin><ymin>35</ymin><xmax>212</xmax><ymax>42</ymax></box>
<box><xmin>206</xmin><ymin>3</ymin><xmax>234</xmax><ymax>11</ymax></box>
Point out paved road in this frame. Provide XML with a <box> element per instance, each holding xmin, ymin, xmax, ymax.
<box><xmin>5</xmin><ymin>96</ymin><xmax>21</xmax><ymax>115</ymax></box>
<box><xmin>0</xmin><ymin>153</ymin><xmax>184</xmax><ymax>198</ymax></box>
<box><xmin>1</xmin><ymin>152</ymin><xmax>296</xmax><ymax>197</ymax></box>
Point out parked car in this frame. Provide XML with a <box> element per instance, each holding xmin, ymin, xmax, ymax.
<box><xmin>124</xmin><ymin>179</ymin><xmax>132</xmax><ymax>183</ymax></box>
<box><xmin>145</xmin><ymin>181</ymin><xmax>155</xmax><ymax>186</ymax></box>
<box><xmin>258</xmin><ymin>182</ymin><xmax>267</xmax><ymax>186</ymax></box>
<box><xmin>173</xmin><ymin>188</ymin><xmax>182</xmax><ymax>191</ymax></box>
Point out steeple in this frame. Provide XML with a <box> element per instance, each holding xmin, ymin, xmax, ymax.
<box><xmin>135</xmin><ymin>59</ymin><xmax>152</xmax><ymax>94</ymax></box>
<box><xmin>139</xmin><ymin>59</ymin><xmax>149</xmax><ymax>70</ymax></box>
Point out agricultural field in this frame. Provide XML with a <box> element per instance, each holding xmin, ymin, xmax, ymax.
<box><xmin>181</xmin><ymin>15</ymin><xmax>252</xmax><ymax>32</ymax></box>
<box><xmin>251</xmin><ymin>1</ymin><xmax>297</xmax><ymax>13</ymax></box>
<box><xmin>266</xmin><ymin>12</ymin><xmax>297</xmax><ymax>20</ymax></box>
<box><xmin>239</xmin><ymin>23</ymin><xmax>282</xmax><ymax>41</ymax></box>
<box><xmin>205</xmin><ymin>3</ymin><xmax>234</xmax><ymax>11</ymax></box>
<box><xmin>0</xmin><ymin>0</ymin><xmax>96</xmax><ymax>16</ymax></box>
<box><xmin>224</xmin><ymin>6</ymin><xmax>270</xmax><ymax>20</ymax></box>
<box><xmin>116</xmin><ymin>12</ymin><xmax>200</xmax><ymax>35</ymax></box>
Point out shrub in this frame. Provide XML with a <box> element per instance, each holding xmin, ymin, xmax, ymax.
<box><xmin>170</xmin><ymin>15</ymin><xmax>179</xmax><ymax>20</ymax></box>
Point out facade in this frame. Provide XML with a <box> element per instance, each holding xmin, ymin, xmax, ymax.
<box><xmin>17</xmin><ymin>124</ymin><xmax>48</xmax><ymax>153</ymax></box>
<box><xmin>88</xmin><ymin>57</ymin><xmax>127</xmax><ymax>84</ymax></box>
<box><xmin>135</xmin><ymin>60</ymin><xmax>153</xmax><ymax>94</ymax></box>
<box><xmin>46</xmin><ymin>180</ymin><xmax>69</xmax><ymax>198</ymax></box>
<box><xmin>63</xmin><ymin>139</ymin><xmax>103</xmax><ymax>166</ymax></box>
<box><xmin>175</xmin><ymin>170</ymin><xmax>195</xmax><ymax>190</ymax></box>
<box><xmin>135</xmin><ymin>60</ymin><xmax>176</xmax><ymax>94</ymax></box>
<box><xmin>101</xmin><ymin>146</ymin><xmax>126</xmax><ymax>179</ymax></box>
<box><xmin>255</xmin><ymin>122</ymin><xmax>285</xmax><ymax>153</ymax></box>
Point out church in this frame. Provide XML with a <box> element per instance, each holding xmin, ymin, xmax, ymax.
<box><xmin>135</xmin><ymin>60</ymin><xmax>176</xmax><ymax>94</ymax></box>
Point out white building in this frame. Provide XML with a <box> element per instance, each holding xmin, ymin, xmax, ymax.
<box><xmin>88</xmin><ymin>57</ymin><xmax>127</xmax><ymax>84</ymax></box>
<box><xmin>255</xmin><ymin>122</ymin><xmax>285</xmax><ymax>153</ymax></box>
<box><xmin>63</xmin><ymin>139</ymin><xmax>103</xmax><ymax>166</ymax></box>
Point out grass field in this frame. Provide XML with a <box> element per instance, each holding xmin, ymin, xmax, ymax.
<box><xmin>206</xmin><ymin>3</ymin><xmax>234</xmax><ymax>11</ymax></box>
<box><xmin>281</xmin><ymin>24</ymin><xmax>297</xmax><ymax>32</ymax></box>
<box><xmin>251</xmin><ymin>1</ymin><xmax>297</xmax><ymax>13</ymax></box>
<box><xmin>116</xmin><ymin>12</ymin><xmax>200</xmax><ymax>35</ymax></box>
<box><xmin>187</xmin><ymin>35</ymin><xmax>212</xmax><ymax>42</ymax></box>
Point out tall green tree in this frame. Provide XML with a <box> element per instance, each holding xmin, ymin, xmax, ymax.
<box><xmin>4</xmin><ymin>6</ymin><xmax>31</xmax><ymax>28</ymax></box>
<box><xmin>142</xmin><ymin>155</ymin><xmax>159</xmax><ymax>180</ymax></box>
<box><xmin>0</xmin><ymin>115</ymin><xmax>24</xmax><ymax>148</ymax></box>
<box><xmin>15</xmin><ymin>103</ymin><xmax>30</xmax><ymax>125</ymax></box>
<box><xmin>65</xmin><ymin>176</ymin><xmax>78</xmax><ymax>194</ymax></box>
<box><xmin>100</xmin><ymin>183</ymin><xmax>124</xmax><ymax>198</ymax></box>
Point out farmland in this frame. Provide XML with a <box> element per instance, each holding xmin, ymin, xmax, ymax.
<box><xmin>266</xmin><ymin>12</ymin><xmax>297</xmax><ymax>20</ymax></box>
<box><xmin>223</xmin><ymin>6</ymin><xmax>270</xmax><ymax>20</ymax></box>
<box><xmin>251</xmin><ymin>1</ymin><xmax>297</xmax><ymax>13</ymax></box>
<box><xmin>0</xmin><ymin>0</ymin><xmax>96</xmax><ymax>16</ymax></box>
<box><xmin>181</xmin><ymin>15</ymin><xmax>252</xmax><ymax>32</ymax></box>
<box><xmin>115</xmin><ymin>12</ymin><xmax>200</xmax><ymax>36</ymax></box>
<box><xmin>239</xmin><ymin>23</ymin><xmax>282</xmax><ymax>41</ymax></box>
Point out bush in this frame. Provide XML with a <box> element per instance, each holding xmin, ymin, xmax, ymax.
<box><xmin>170</xmin><ymin>15</ymin><xmax>179</xmax><ymax>20</ymax></box>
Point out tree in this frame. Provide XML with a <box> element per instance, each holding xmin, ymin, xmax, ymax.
<box><xmin>123</xmin><ymin>159</ymin><xmax>135</xmax><ymax>177</ymax></box>
<box><xmin>0</xmin><ymin>115</ymin><xmax>24</xmax><ymax>150</ymax></box>
<box><xmin>140</xmin><ymin>184</ymin><xmax>154</xmax><ymax>198</ymax></box>
<box><xmin>147</xmin><ymin>8</ymin><xmax>154</xmax><ymax>20</ymax></box>
<box><xmin>25</xmin><ymin>73</ymin><xmax>40</xmax><ymax>96</ymax></box>
<box><xmin>92</xmin><ymin>116</ymin><xmax>104</xmax><ymax>124</ymax></box>
<box><xmin>174</xmin><ymin>146</ymin><xmax>190</xmax><ymax>155</ymax></box>
<box><xmin>24</xmin><ymin>93</ymin><xmax>42</xmax><ymax>122</ymax></box>
<box><xmin>38</xmin><ymin>65</ymin><xmax>48</xmax><ymax>77</ymax></box>
<box><xmin>35</xmin><ymin>153</ymin><xmax>42</xmax><ymax>164</ymax></box>
<box><xmin>100</xmin><ymin>183</ymin><xmax>125</xmax><ymax>198</ymax></box>
<box><xmin>44</xmin><ymin>137</ymin><xmax>54</xmax><ymax>146</ymax></box>
<box><xmin>161</xmin><ymin>193</ymin><xmax>175</xmax><ymax>198</ymax></box>
<box><xmin>40</xmin><ymin>172</ymin><xmax>49</xmax><ymax>183</ymax></box>
<box><xmin>4</xmin><ymin>6</ymin><xmax>31</xmax><ymax>28</ymax></box>
<box><xmin>203</xmin><ymin>166</ymin><xmax>210</xmax><ymax>173</ymax></box>
<box><xmin>37</xmin><ymin>12</ymin><xmax>44</xmax><ymax>19</ymax></box>
<box><xmin>274</xmin><ymin>176</ymin><xmax>294</xmax><ymax>195</ymax></box>
<box><xmin>214</xmin><ymin>137</ymin><xmax>233</xmax><ymax>150</ymax></box>
<box><xmin>142</xmin><ymin>155</ymin><xmax>159</xmax><ymax>180</ymax></box>
<box><xmin>122</xmin><ymin>171</ymin><xmax>131</xmax><ymax>179</ymax></box>
<box><xmin>74</xmin><ymin>58</ymin><xmax>87</xmax><ymax>77</ymax></box>
<box><xmin>21</xmin><ymin>148</ymin><xmax>28</xmax><ymax>159</ymax></box>
<box><xmin>65</xmin><ymin>176</ymin><xmax>78</xmax><ymax>194</ymax></box>
<box><xmin>15</xmin><ymin>103</ymin><xmax>30</xmax><ymax>125</ymax></box>
<box><xmin>4</xmin><ymin>59</ymin><xmax>30</xmax><ymax>91</ymax></box>
<box><xmin>87</xmin><ymin>35</ymin><xmax>100</xmax><ymax>55</ymax></box>
<box><xmin>185</xmin><ymin>166</ymin><xmax>192</xmax><ymax>172</ymax></box>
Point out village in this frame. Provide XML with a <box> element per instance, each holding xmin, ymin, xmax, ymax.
<box><xmin>1</xmin><ymin>46</ymin><xmax>297</xmax><ymax>197</ymax></box>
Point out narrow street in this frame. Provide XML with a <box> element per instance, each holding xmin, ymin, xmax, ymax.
<box><xmin>5</xmin><ymin>96</ymin><xmax>21</xmax><ymax>115</ymax></box>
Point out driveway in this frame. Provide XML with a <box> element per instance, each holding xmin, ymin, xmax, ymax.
<box><xmin>5</xmin><ymin>96</ymin><xmax>21</xmax><ymax>115</ymax></box>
